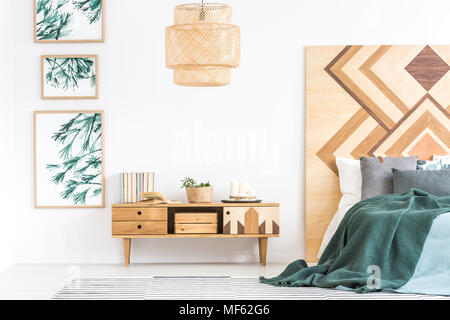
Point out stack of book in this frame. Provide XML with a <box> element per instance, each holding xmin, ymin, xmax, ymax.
<box><xmin>120</xmin><ymin>172</ymin><xmax>155</xmax><ymax>203</ymax></box>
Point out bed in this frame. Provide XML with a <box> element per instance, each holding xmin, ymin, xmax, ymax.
<box><xmin>259</xmin><ymin>45</ymin><xmax>450</xmax><ymax>295</ymax></box>
<box><xmin>305</xmin><ymin>45</ymin><xmax>450</xmax><ymax>262</ymax></box>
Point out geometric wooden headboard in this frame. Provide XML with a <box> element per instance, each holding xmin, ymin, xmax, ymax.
<box><xmin>306</xmin><ymin>45</ymin><xmax>450</xmax><ymax>262</ymax></box>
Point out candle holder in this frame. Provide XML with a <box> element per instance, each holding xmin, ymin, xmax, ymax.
<box><xmin>229</xmin><ymin>195</ymin><xmax>257</xmax><ymax>201</ymax></box>
<box><xmin>222</xmin><ymin>195</ymin><xmax>261</xmax><ymax>203</ymax></box>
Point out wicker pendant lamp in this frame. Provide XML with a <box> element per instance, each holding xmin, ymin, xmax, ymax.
<box><xmin>166</xmin><ymin>1</ymin><xmax>240</xmax><ymax>87</ymax></box>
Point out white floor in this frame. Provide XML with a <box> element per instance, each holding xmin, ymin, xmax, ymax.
<box><xmin>0</xmin><ymin>263</ymin><xmax>287</xmax><ymax>300</ymax></box>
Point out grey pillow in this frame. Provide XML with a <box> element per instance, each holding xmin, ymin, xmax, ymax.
<box><xmin>360</xmin><ymin>156</ymin><xmax>418</xmax><ymax>199</ymax></box>
<box><xmin>392</xmin><ymin>168</ymin><xmax>450</xmax><ymax>197</ymax></box>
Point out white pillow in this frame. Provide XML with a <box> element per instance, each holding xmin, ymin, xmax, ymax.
<box><xmin>433</xmin><ymin>155</ymin><xmax>450</xmax><ymax>169</ymax></box>
<box><xmin>317</xmin><ymin>158</ymin><xmax>362</xmax><ymax>258</ymax></box>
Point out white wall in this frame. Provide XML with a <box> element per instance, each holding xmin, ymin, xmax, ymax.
<box><xmin>0</xmin><ymin>1</ymin><xmax>15</xmax><ymax>271</ymax></box>
<box><xmin>8</xmin><ymin>0</ymin><xmax>450</xmax><ymax>264</ymax></box>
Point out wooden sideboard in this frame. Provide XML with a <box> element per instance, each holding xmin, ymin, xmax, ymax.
<box><xmin>112</xmin><ymin>202</ymin><xmax>280</xmax><ymax>266</ymax></box>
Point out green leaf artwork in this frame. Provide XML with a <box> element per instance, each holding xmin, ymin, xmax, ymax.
<box><xmin>73</xmin><ymin>0</ymin><xmax>103</xmax><ymax>24</ymax></box>
<box><xmin>45</xmin><ymin>57</ymin><xmax>96</xmax><ymax>92</ymax></box>
<box><xmin>36</xmin><ymin>0</ymin><xmax>72</xmax><ymax>40</ymax></box>
<box><xmin>46</xmin><ymin>113</ymin><xmax>103</xmax><ymax>205</ymax></box>
<box><xmin>36</xmin><ymin>0</ymin><xmax>103</xmax><ymax>41</ymax></box>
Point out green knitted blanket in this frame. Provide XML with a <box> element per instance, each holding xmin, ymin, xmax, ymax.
<box><xmin>260</xmin><ymin>189</ymin><xmax>450</xmax><ymax>293</ymax></box>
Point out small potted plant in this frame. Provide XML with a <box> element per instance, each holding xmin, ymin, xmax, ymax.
<box><xmin>181</xmin><ymin>177</ymin><xmax>213</xmax><ymax>203</ymax></box>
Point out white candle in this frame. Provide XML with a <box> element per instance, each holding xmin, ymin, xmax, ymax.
<box><xmin>239</xmin><ymin>182</ymin><xmax>250</xmax><ymax>195</ymax></box>
<box><xmin>230</xmin><ymin>180</ymin><xmax>239</xmax><ymax>196</ymax></box>
<box><xmin>247</xmin><ymin>189</ymin><xmax>256</xmax><ymax>197</ymax></box>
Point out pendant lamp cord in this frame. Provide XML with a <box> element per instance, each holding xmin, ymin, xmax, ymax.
<box><xmin>199</xmin><ymin>0</ymin><xmax>205</xmax><ymax>21</ymax></box>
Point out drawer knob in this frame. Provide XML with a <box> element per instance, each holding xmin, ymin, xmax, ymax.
<box><xmin>226</xmin><ymin>211</ymin><xmax>230</xmax><ymax>215</ymax></box>
<box><xmin>137</xmin><ymin>211</ymin><xmax>142</xmax><ymax>215</ymax></box>
<box><xmin>137</xmin><ymin>225</ymin><xmax>142</xmax><ymax>229</ymax></box>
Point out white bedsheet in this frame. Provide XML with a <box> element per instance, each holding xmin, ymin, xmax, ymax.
<box><xmin>394</xmin><ymin>212</ymin><xmax>450</xmax><ymax>296</ymax></box>
<box><xmin>317</xmin><ymin>203</ymin><xmax>353</xmax><ymax>258</ymax></box>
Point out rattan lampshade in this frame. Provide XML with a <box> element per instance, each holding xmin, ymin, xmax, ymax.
<box><xmin>166</xmin><ymin>2</ymin><xmax>240</xmax><ymax>87</ymax></box>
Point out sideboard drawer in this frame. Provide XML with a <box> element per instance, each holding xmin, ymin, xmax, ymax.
<box><xmin>112</xmin><ymin>221</ymin><xmax>167</xmax><ymax>235</ymax></box>
<box><xmin>112</xmin><ymin>208</ymin><xmax>167</xmax><ymax>221</ymax></box>
<box><xmin>174</xmin><ymin>213</ymin><xmax>218</xmax><ymax>224</ymax></box>
<box><xmin>223</xmin><ymin>207</ymin><xmax>279</xmax><ymax>235</ymax></box>
<box><xmin>175</xmin><ymin>223</ymin><xmax>218</xmax><ymax>234</ymax></box>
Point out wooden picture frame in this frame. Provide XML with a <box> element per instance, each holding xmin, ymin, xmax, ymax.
<box><xmin>41</xmin><ymin>55</ymin><xmax>98</xmax><ymax>100</ymax></box>
<box><xmin>34</xmin><ymin>0</ymin><xmax>105</xmax><ymax>43</ymax></box>
<box><xmin>34</xmin><ymin>110</ymin><xmax>105</xmax><ymax>208</ymax></box>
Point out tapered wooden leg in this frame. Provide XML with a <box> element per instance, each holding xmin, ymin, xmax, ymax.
<box><xmin>258</xmin><ymin>237</ymin><xmax>268</xmax><ymax>266</ymax></box>
<box><xmin>123</xmin><ymin>238</ymin><xmax>131</xmax><ymax>267</ymax></box>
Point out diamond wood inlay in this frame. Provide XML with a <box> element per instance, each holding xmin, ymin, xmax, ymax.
<box><xmin>405</xmin><ymin>45</ymin><xmax>450</xmax><ymax>91</ymax></box>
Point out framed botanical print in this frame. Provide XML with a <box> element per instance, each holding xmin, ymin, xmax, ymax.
<box><xmin>34</xmin><ymin>0</ymin><xmax>104</xmax><ymax>42</ymax></box>
<box><xmin>41</xmin><ymin>55</ymin><xmax>98</xmax><ymax>99</ymax></box>
<box><xmin>34</xmin><ymin>110</ymin><xmax>105</xmax><ymax>208</ymax></box>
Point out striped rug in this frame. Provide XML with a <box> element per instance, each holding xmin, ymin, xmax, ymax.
<box><xmin>53</xmin><ymin>277</ymin><xmax>150</xmax><ymax>300</ymax></box>
<box><xmin>53</xmin><ymin>277</ymin><xmax>450</xmax><ymax>300</ymax></box>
